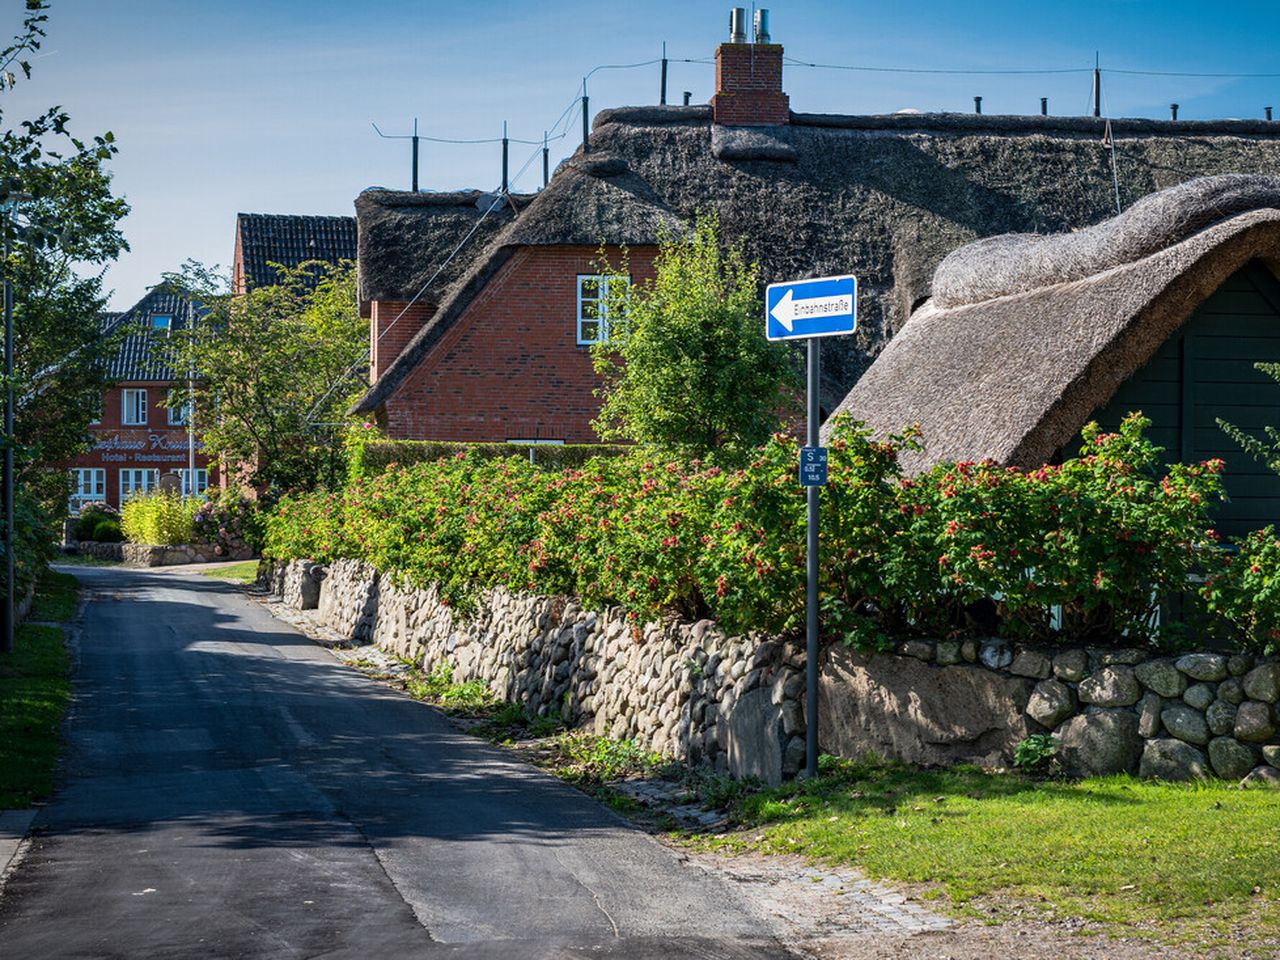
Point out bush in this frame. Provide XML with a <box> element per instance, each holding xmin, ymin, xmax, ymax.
<box><xmin>91</xmin><ymin>519</ymin><xmax>123</xmax><ymax>543</ymax></box>
<box><xmin>1200</xmin><ymin>526</ymin><xmax>1280</xmax><ymax>655</ymax></box>
<box><xmin>0</xmin><ymin>488</ymin><xmax>56</xmax><ymax>603</ymax></box>
<box><xmin>74</xmin><ymin>502</ymin><xmax>119</xmax><ymax>541</ymax></box>
<box><xmin>265</xmin><ymin>413</ymin><xmax>1230</xmax><ymax>649</ymax></box>
<box><xmin>192</xmin><ymin>490</ymin><xmax>264</xmax><ymax>555</ymax></box>
<box><xmin>120</xmin><ymin>493</ymin><xmax>200</xmax><ymax>546</ymax></box>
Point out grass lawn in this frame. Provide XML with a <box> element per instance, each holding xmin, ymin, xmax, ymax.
<box><xmin>691</xmin><ymin>755</ymin><xmax>1280</xmax><ymax>951</ymax></box>
<box><xmin>0</xmin><ymin>572</ymin><xmax>75</xmax><ymax>809</ymax></box>
<box><xmin>198</xmin><ymin>560</ymin><xmax>260</xmax><ymax>584</ymax></box>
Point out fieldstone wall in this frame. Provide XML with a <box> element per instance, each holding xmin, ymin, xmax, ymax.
<box><xmin>76</xmin><ymin>541</ymin><xmax>125</xmax><ymax>561</ymax></box>
<box><xmin>266</xmin><ymin>557</ymin><xmax>1280</xmax><ymax>786</ymax></box>
<box><xmin>270</xmin><ymin>558</ymin><xmax>806</xmax><ymax>783</ymax></box>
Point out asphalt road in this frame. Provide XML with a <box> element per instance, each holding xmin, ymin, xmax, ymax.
<box><xmin>0</xmin><ymin>565</ymin><xmax>794</xmax><ymax>959</ymax></box>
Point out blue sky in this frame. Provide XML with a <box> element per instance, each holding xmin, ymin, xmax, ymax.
<box><xmin>9</xmin><ymin>0</ymin><xmax>1280</xmax><ymax>309</ymax></box>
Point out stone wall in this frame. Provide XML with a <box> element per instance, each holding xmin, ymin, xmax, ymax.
<box><xmin>267</xmin><ymin>558</ymin><xmax>1280</xmax><ymax>787</ymax></box>
<box><xmin>120</xmin><ymin>542</ymin><xmax>254</xmax><ymax>567</ymax></box>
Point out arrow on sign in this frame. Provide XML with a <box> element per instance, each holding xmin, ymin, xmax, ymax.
<box><xmin>768</xmin><ymin>288</ymin><xmax>855</xmax><ymax>333</ymax></box>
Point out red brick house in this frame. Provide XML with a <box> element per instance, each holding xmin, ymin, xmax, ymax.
<box><xmin>350</xmin><ymin>23</ymin><xmax>1280</xmax><ymax>446</ymax></box>
<box><xmin>67</xmin><ymin>283</ymin><xmax>213</xmax><ymax>511</ymax></box>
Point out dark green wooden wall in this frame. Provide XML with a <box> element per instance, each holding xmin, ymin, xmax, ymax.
<box><xmin>1078</xmin><ymin>262</ymin><xmax>1280</xmax><ymax>538</ymax></box>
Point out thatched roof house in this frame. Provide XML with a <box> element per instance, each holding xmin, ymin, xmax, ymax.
<box><xmin>831</xmin><ymin>174</ymin><xmax>1280</xmax><ymax>535</ymax></box>
<box><xmin>350</xmin><ymin>27</ymin><xmax>1280</xmax><ymax>446</ymax></box>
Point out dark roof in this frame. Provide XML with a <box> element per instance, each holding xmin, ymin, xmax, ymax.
<box><xmin>354</xmin><ymin>104</ymin><xmax>1280</xmax><ymax>415</ymax></box>
<box><xmin>828</xmin><ymin>175</ymin><xmax>1280</xmax><ymax>471</ymax></box>
<box><xmin>102</xmin><ymin>283</ymin><xmax>199</xmax><ymax>382</ymax></box>
<box><xmin>236</xmin><ymin>213</ymin><xmax>356</xmax><ymax>289</ymax></box>
<box><xmin>355</xmin><ymin>189</ymin><xmax>533</xmax><ymax>307</ymax></box>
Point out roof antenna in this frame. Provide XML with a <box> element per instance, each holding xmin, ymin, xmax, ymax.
<box><xmin>660</xmin><ymin>41</ymin><xmax>668</xmax><ymax>105</ymax></box>
<box><xmin>1091</xmin><ymin>52</ymin><xmax>1101</xmax><ymax>118</ymax></box>
<box><xmin>371</xmin><ymin>118</ymin><xmax>421</xmax><ymax>192</ymax></box>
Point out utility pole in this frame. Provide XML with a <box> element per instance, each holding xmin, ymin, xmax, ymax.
<box><xmin>371</xmin><ymin>119</ymin><xmax>422</xmax><ymax>192</ymax></box>
<box><xmin>1092</xmin><ymin>53</ymin><xmax>1101</xmax><ymax>118</ymax></box>
<box><xmin>2</xmin><ymin>218</ymin><xmax>12</xmax><ymax>654</ymax></box>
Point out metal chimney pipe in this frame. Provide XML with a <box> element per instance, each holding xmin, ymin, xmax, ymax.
<box><xmin>729</xmin><ymin>7</ymin><xmax>747</xmax><ymax>43</ymax></box>
<box><xmin>1170</xmin><ymin>103</ymin><xmax>1179</xmax><ymax>120</ymax></box>
<box><xmin>754</xmin><ymin>9</ymin><xmax>770</xmax><ymax>43</ymax></box>
<box><xmin>683</xmin><ymin>91</ymin><xmax>692</xmax><ymax>106</ymax></box>
<box><xmin>1268</xmin><ymin>106</ymin><xmax>1274</xmax><ymax>121</ymax></box>
<box><xmin>974</xmin><ymin>96</ymin><xmax>982</xmax><ymax>115</ymax></box>
<box><xmin>1040</xmin><ymin>97</ymin><xmax>1048</xmax><ymax>116</ymax></box>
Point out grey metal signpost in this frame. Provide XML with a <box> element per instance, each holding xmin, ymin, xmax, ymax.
<box><xmin>766</xmin><ymin>274</ymin><xmax>858</xmax><ymax>778</ymax></box>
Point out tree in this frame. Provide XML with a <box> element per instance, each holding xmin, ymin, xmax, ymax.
<box><xmin>1</xmin><ymin>1</ymin><xmax>128</xmax><ymax>511</ymax></box>
<box><xmin>590</xmin><ymin>213</ymin><xmax>796</xmax><ymax>457</ymax></box>
<box><xmin>163</xmin><ymin>260</ymin><xmax>367</xmax><ymax>493</ymax></box>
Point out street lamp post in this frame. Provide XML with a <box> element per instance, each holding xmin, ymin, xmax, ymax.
<box><xmin>3</xmin><ymin>226</ymin><xmax>12</xmax><ymax>655</ymax></box>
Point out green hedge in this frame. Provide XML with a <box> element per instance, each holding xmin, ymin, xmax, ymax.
<box><xmin>0</xmin><ymin>489</ymin><xmax>57</xmax><ymax>605</ymax></box>
<box><xmin>349</xmin><ymin>439</ymin><xmax>630</xmax><ymax>479</ymax></box>
<box><xmin>266</xmin><ymin>414</ymin><xmax>1278</xmax><ymax>652</ymax></box>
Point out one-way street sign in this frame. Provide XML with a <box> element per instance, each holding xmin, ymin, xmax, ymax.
<box><xmin>765</xmin><ymin>275</ymin><xmax>857</xmax><ymax>341</ymax></box>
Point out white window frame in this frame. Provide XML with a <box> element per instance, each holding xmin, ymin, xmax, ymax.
<box><xmin>576</xmin><ymin>274</ymin><xmax>628</xmax><ymax>346</ymax></box>
<box><xmin>167</xmin><ymin>389</ymin><xmax>191</xmax><ymax>426</ymax></box>
<box><xmin>69</xmin><ymin>468</ymin><xmax>106</xmax><ymax>509</ymax></box>
<box><xmin>178</xmin><ymin>468</ymin><xmax>208</xmax><ymax>497</ymax></box>
<box><xmin>122</xmin><ymin>388</ymin><xmax>148</xmax><ymax>426</ymax></box>
<box><xmin>120</xmin><ymin>468</ymin><xmax>159</xmax><ymax>501</ymax></box>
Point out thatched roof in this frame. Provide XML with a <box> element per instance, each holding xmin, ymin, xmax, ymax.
<box><xmin>351</xmin><ymin>154</ymin><xmax>681</xmax><ymax>414</ymax></box>
<box><xmin>354</xmin><ymin>189</ymin><xmax>532</xmax><ymax>309</ymax></box>
<box><xmin>827</xmin><ymin>175</ymin><xmax>1280</xmax><ymax>471</ymax></box>
<box><xmin>356</xmin><ymin>103</ymin><xmax>1280</xmax><ymax>416</ymax></box>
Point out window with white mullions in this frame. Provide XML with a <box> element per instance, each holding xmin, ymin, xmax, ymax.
<box><xmin>576</xmin><ymin>274</ymin><xmax>628</xmax><ymax>346</ymax></box>
<box><xmin>122</xmin><ymin>388</ymin><xmax>148</xmax><ymax>425</ymax></box>
<box><xmin>179</xmin><ymin>469</ymin><xmax>208</xmax><ymax>497</ymax></box>
<box><xmin>120</xmin><ymin>468</ymin><xmax>159</xmax><ymax>501</ymax></box>
<box><xmin>166</xmin><ymin>389</ymin><xmax>192</xmax><ymax>426</ymax></box>
<box><xmin>68</xmin><ymin>468</ymin><xmax>105</xmax><ymax>509</ymax></box>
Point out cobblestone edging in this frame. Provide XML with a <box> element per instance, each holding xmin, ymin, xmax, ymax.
<box><xmin>266</xmin><ymin>558</ymin><xmax>1280</xmax><ymax>786</ymax></box>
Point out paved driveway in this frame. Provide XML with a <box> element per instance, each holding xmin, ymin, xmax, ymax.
<box><xmin>0</xmin><ymin>566</ymin><xmax>792</xmax><ymax>959</ymax></box>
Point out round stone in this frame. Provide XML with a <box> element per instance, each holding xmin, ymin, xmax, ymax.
<box><xmin>1218</xmin><ymin>677</ymin><xmax>1245</xmax><ymax>705</ymax></box>
<box><xmin>1056</xmin><ymin>709</ymin><xmax>1142</xmax><ymax>777</ymax></box>
<box><xmin>1182</xmin><ymin>682</ymin><xmax>1216</xmax><ymax>712</ymax></box>
<box><xmin>1242</xmin><ymin>663</ymin><xmax>1280</xmax><ymax>704</ymax></box>
<box><xmin>1208</xmin><ymin>736</ymin><xmax>1258</xmax><ymax>781</ymax></box>
<box><xmin>1053</xmin><ymin>648</ymin><xmax>1089</xmax><ymax>683</ymax></box>
<box><xmin>1027</xmin><ymin>678</ymin><xmax>1077</xmax><ymax>729</ymax></box>
<box><xmin>1240</xmin><ymin>765</ymin><xmax>1280</xmax><ymax>788</ymax></box>
<box><xmin>1228</xmin><ymin>654</ymin><xmax>1254</xmax><ymax>678</ymax></box>
<box><xmin>1161</xmin><ymin>703</ymin><xmax>1211</xmax><ymax>745</ymax></box>
<box><xmin>979</xmin><ymin>639</ymin><xmax>1013</xmax><ymax>670</ymax></box>
<box><xmin>1139</xmin><ymin>738</ymin><xmax>1208</xmax><ymax>781</ymax></box>
<box><xmin>1010</xmin><ymin>648</ymin><xmax>1053</xmax><ymax>679</ymax></box>
<box><xmin>1234</xmin><ymin>700</ymin><xmax>1277</xmax><ymax>743</ymax></box>
<box><xmin>1138</xmin><ymin>691</ymin><xmax>1163</xmax><ymax>738</ymax></box>
<box><xmin>1264</xmin><ymin>745</ymin><xmax>1280</xmax><ymax>768</ymax></box>
<box><xmin>1078</xmin><ymin>665</ymin><xmax>1141</xmax><ymax>707</ymax></box>
<box><xmin>1175</xmin><ymin>653</ymin><xmax>1228</xmax><ymax>682</ymax></box>
<box><xmin>1205</xmin><ymin>699</ymin><xmax>1238</xmax><ymax>737</ymax></box>
<box><xmin>1135</xmin><ymin>659</ymin><xmax>1187</xmax><ymax>698</ymax></box>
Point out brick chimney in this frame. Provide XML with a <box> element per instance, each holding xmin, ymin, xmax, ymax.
<box><xmin>711</xmin><ymin>35</ymin><xmax>788</xmax><ymax>126</ymax></box>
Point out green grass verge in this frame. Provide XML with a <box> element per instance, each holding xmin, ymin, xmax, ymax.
<box><xmin>0</xmin><ymin>571</ymin><xmax>76</xmax><ymax>809</ymax></box>
<box><xmin>692</xmin><ymin>755</ymin><xmax>1280</xmax><ymax>950</ymax></box>
<box><xmin>28</xmin><ymin>570</ymin><xmax>78</xmax><ymax>622</ymax></box>
<box><xmin>198</xmin><ymin>560</ymin><xmax>260</xmax><ymax>584</ymax></box>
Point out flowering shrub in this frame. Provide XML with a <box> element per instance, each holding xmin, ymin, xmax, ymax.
<box><xmin>1200</xmin><ymin>526</ymin><xmax>1280</xmax><ymax>654</ymax></box>
<box><xmin>263</xmin><ymin>413</ymin><xmax>1241</xmax><ymax>648</ymax></box>
<box><xmin>120</xmin><ymin>493</ymin><xmax>200</xmax><ymax>546</ymax></box>
<box><xmin>192</xmin><ymin>490</ymin><xmax>264</xmax><ymax>555</ymax></box>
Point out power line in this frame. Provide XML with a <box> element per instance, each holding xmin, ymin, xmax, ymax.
<box><xmin>784</xmin><ymin>56</ymin><xmax>1091</xmax><ymax>76</ymax></box>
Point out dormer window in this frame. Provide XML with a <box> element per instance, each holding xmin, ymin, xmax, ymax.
<box><xmin>151</xmin><ymin>315</ymin><xmax>172</xmax><ymax>332</ymax></box>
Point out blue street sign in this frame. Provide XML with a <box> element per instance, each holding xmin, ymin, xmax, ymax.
<box><xmin>765</xmin><ymin>275</ymin><xmax>858</xmax><ymax>341</ymax></box>
<box><xmin>799</xmin><ymin>446</ymin><xmax>828</xmax><ymax>487</ymax></box>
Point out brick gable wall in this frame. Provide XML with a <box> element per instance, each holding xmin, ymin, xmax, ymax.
<box><xmin>371</xmin><ymin>299</ymin><xmax>434</xmax><ymax>385</ymax></box>
<box><xmin>382</xmin><ymin>245</ymin><xmax>657</xmax><ymax>442</ymax></box>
